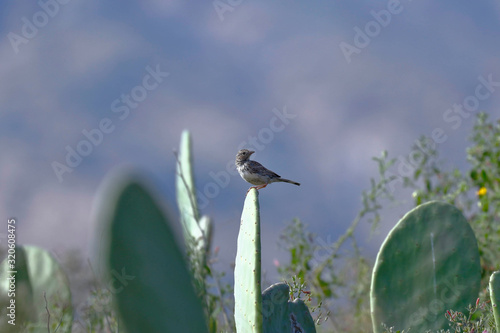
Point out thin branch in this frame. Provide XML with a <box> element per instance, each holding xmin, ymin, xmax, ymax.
<box><xmin>43</xmin><ymin>291</ymin><xmax>66</xmax><ymax>333</ymax></box>
<box><xmin>53</xmin><ymin>313</ymin><xmax>63</xmax><ymax>333</ymax></box>
<box><xmin>213</xmin><ymin>272</ymin><xmax>231</xmax><ymax>329</ymax></box>
<box><xmin>44</xmin><ymin>292</ymin><xmax>51</xmax><ymax>333</ymax></box>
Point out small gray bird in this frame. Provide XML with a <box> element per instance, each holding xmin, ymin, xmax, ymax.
<box><xmin>235</xmin><ymin>149</ymin><xmax>300</xmax><ymax>192</ymax></box>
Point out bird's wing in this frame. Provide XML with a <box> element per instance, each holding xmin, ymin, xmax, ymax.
<box><xmin>247</xmin><ymin>160</ymin><xmax>281</xmax><ymax>178</ymax></box>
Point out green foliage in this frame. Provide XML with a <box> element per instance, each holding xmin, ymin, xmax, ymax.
<box><xmin>78</xmin><ymin>282</ymin><xmax>118</xmax><ymax>332</ymax></box>
<box><xmin>277</xmin><ymin>151</ymin><xmax>396</xmax><ymax>332</ymax></box>
<box><xmin>262</xmin><ymin>282</ymin><xmax>316</xmax><ymax>333</ymax></box>
<box><xmin>381</xmin><ymin>323</ymin><xmax>409</xmax><ymax>333</ymax></box>
<box><xmin>0</xmin><ymin>245</ymin><xmax>73</xmax><ymax>332</ymax></box>
<box><xmin>234</xmin><ymin>188</ymin><xmax>263</xmax><ymax>333</ymax></box>
<box><xmin>443</xmin><ymin>297</ymin><xmax>497</xmax><ymax>333</ymax></box>
<box><xmin>277</xmin><ymin>219</ymin><xmax>315</xmax><ymax>288</ymax></box>
<box><xmin>491</xmin><ymin>271</ymin><xmax>500</xmax><ymax>331</ymax></box>
<box><xmin>94</xmin><ymin>171</ymin><xmax>209</xmax><ymax>333</ymax></box>
<box><xmin>370</xmin><ymin>201</ymin><xmax>481</xmax><ymax>332</ymax></box>
<box><xmin>284</xmin><ymin>276</ymin><xmax>328</xmax><ymax>327</ymax></box>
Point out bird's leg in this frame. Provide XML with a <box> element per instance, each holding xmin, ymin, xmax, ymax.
<box><xmin>246</xmin><ymin>183</ymin><xmax>268</xmax><ymax>194</ymax></box>
<box><xmin>255</xmin><ymin>183</ymin><xmax>268</xmax><ymax>190</ymax></box>
<box><xmin>246</xmin><ymin>186</ymin><xmax>257</xmax><ymax>194</ymax></box>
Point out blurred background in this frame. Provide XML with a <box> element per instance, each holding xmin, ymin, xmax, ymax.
<box><xmin>1</xmin><ymin>0</ymin><xmax>500</xmax><ymax>315</ymax></box>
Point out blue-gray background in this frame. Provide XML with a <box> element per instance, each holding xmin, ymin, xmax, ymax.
<box><xmin>1</xmin><ymin>0</ymin><xmax>500</xmax><ymax>284</ymax></box>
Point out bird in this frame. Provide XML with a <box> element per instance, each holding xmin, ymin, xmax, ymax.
<box><xmin>235</xmin><ymin>149</ymin><xmax>300</xmax><ymax>192</ymax></box>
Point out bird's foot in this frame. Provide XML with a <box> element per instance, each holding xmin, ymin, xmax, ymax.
<box><xmin>246</xmin><ymin>184</ymin><xmax>268</xmax><ymax>194</ymax></box>
<box><xmin>246</xmin><ymin>186</ymin><xmax>256</xmax><ymax>194</ymax></box>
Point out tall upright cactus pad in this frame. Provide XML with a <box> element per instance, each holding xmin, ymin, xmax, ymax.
<box><xmin>94</xmin><ymin>171</ymin><xmax>209</xmax><ymax>333</ymax></box>
<box><xmin>370</xmin><ymin>201</ymin><xmax>481</xmax><ymax>333</ymax></box>
<box><xmin>176</xmin><ymin>130</ymin><xmax>212</xmax><ymax>257</ymax></box>
<box><xmin>234</xmin><ymin>189</ymin><xmax>263</xmax><ymax>333</ymax></box>
<box><xmin>262</xmin><ymin>283</ymin><xmax>316</xmax><ymax>333</ymax></box>
<box><xmin>0</xmin><ymin>245</ymin><xmax>72</xmax><ymax>332</ymax></box>
<box><xmin>490</xmin><ymin>271</ymin><xmax>500</xmax><ymax>332</ymax></box>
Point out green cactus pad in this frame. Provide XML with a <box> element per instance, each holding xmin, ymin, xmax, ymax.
<box><xmin>95</xmin><ymin>171</ymin><xmax>208</xmax><ymax>333</ymax></box>
<box><xmin>490</xmin><ymin>271</ymin><xmax>500</xmax><ymax>332</ymax></box>
<box><xmin>0</xmin><ymin>245</ymin><xmax>72</xmax><ymax>332</ymax></box>
<box><xmin>370</xmin><ymin>201</ymin><xmax>481</xmax><ymax>333</ymax></box>
<box><xmin>262</xmin><ymin>282</ymin><xmax>316</xmax><ymax>333</ymax></box>
<box><xmin>234</xmin><ymin>189</ymin><xmax>263</xmax><ymax>333</ymax></box>
<box><xmin>176</xmin><ymin>130</ymin><xmax>211</xmax><ymax>257</ymax></box>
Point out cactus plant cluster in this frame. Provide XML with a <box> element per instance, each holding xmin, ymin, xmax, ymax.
<box><xmin>0</xmin><ymin>130</ymin><xmax>317</xmax><ymax>332</ymax></box>
<box><xmin>93</xmin><ymin>131</ymin><xmax>317</xmax><ymax>332</ymax></box>
<box><xmin>2</xmin><ymin>130</ymin><xmax>499</xmax><ymax>333</ymax></box>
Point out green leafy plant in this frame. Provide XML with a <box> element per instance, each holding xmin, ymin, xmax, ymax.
<box><xmin>444</xmin><ymin>297</ymin><xmax>496</xmax><ymax>333</ymax></box>
<box><xmin>277</xmin><ymin>151</ymin><xmax>396</xmax><ymax>332</ymax></box>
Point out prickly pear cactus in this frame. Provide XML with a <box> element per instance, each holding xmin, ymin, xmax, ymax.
<box><xmin>370</xmin><ymin>201</ymin><xmax>481</xmax><ymax>333</ymax></box>
<box><xmin>0</xmin><ymin>245</ymin><xmax>73</xmax><ymax>332</ymax></box>
<box><xmin>234</xmin><ymin>189</ymin><xmax>263</xmax><ymax>333</ymax></box>
<box><xmin>262</xmin><ymin>282</ymin><xmax>316</xmax><ymax>333</ymax></box>
<box><xmin>490</xmin><ymin>271</ymin><xmax>500</xmax><ymax>332</ymax></box>
<box><xmin>176</xmin><ymin>130</ymin><xmax>212</xmax><ymax>259</ymax></box>
<box><xmin>94</xmin><ymin>170</ymin><xmax>209</xmax><ymax>333</ymax></box>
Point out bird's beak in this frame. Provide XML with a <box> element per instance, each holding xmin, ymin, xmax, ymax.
<box><xmin>249</xmin><ymin>150</ymin><xmax>255</xmax><ymax>155</ymax></box>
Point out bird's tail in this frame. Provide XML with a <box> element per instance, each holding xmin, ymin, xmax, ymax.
<box><xmin>279</xmin><ymin>178</ymin><xmax>300</xmax><ymax>186</ymax></box>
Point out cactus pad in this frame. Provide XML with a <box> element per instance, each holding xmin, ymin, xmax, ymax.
<box><xmin>370</xmin><ymin>201</ymin><xmax>481</xmax><ymax>332</ymax></box>
<box><xmin>262</xmin><ymin>282</ymin><xmax>316</xmax><ymax>333</ymax></box>
<box><xmin>234</xmin><ymin>189</ymin><xmax>263</xmax><ymax>333</ymax></box>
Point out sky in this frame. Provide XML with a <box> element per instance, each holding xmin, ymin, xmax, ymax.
<box><xmin>1</xmin><ymin>0</ymin><xmax>500</xmax><ymax>291</ymax></box>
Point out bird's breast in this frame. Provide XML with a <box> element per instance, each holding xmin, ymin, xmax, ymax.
<box><xmin>237</xmin><ymin>164</ymin><xmax>269</xmax><ymax>185</ymax></box>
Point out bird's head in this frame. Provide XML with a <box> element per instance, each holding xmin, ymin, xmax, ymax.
<box><xmin>235</xmin><ymin>149</ymin><xmax>255</xmax><ymax>162</ymax></box>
